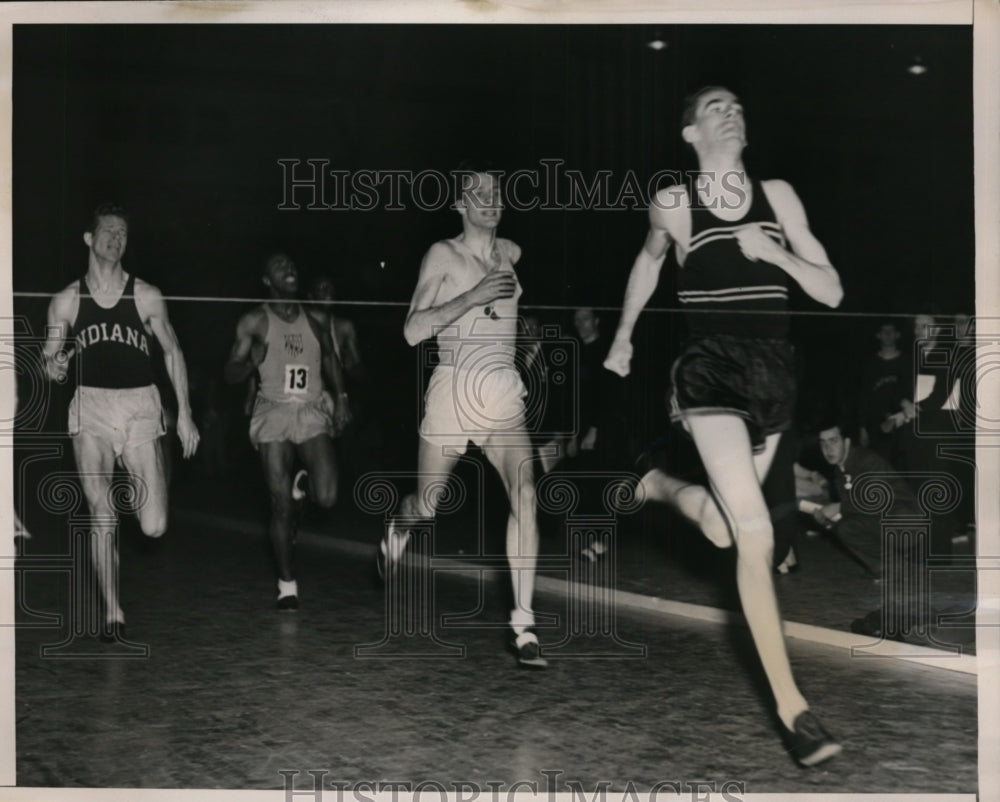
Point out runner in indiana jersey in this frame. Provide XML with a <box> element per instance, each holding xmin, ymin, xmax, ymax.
<box><xmin>43</xmin><ymin>202</ymin><xmax>199</xmax><ymax>642</ymax></box>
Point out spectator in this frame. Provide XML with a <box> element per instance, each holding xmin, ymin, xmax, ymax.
<box><xmin>523</xmin><ymin>308</ymin><xmax>621</xmax><ymax>476</ymax></box>
<box><xmin>884</xmin><ymin>312</ymin><xmax>955</xmax><ymax>453</ymax></box>
<box><xmin>856</xmin><ymin>320</ymin><xmax>908</xmax><ymax>462</ymax></box>
<box><xmin>809</xmin><ymin>421</ymin><xmax>921</xmax><ymax>579</ymax></box>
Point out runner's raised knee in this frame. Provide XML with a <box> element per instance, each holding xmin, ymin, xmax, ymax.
<box><xmin>140</xmin><ymin>512</ymin><xmax>167</xmax><ymax>538</ymax></box>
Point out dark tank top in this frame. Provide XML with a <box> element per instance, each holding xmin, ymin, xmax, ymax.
<box><xmin>678</xmin><ymin>179</ymin><xmax>790</xmax><ymax>339</ymax></box>
<box><xmin>71</xmin><ymin>273</ymin><xmax>155</xmax><ymax>389</ymax></box>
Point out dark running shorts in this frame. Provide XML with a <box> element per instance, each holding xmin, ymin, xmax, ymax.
<box><xmin>669</xmin><ymin>335</ymin><xmax>796</xmax><ymax>452</ymax></box>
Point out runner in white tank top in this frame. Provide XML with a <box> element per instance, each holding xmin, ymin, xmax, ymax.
<box><xmin>377</xmin><ymin>165</ymin><xmax>547</xmax><ymax>669</ymax></box>
<box><xmin>225</xmin><ymin>252</ymin><xmax>351</xmax><ymax>611</ymax></box>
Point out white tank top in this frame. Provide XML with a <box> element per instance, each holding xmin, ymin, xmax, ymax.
<box><xmin>257</xmin><ymin>304</ymin><xmax>324</xmax><ymax>403</ymax></box>
<box><xmin>435</xmin><ymin>237</ymin><xmax>523</xmax><ymax>373</ymax></box>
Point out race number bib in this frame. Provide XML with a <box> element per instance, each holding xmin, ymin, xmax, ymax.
<box><xmin>284</xmin><ymin>364</ymin><xmax>310</xmax><ymax>395</ymax></box>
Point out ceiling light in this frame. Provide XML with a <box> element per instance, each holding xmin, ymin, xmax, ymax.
<box><xmin>647</xmin><ymin>33</ymin><xmax>667</xmax><ymax>51</ymax></box>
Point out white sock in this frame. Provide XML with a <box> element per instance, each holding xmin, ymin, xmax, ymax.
<box><xmin>277</xmin><ymin>579</ymin><xmax>298</xmax><ymax>599</ymax></box>
<box><xmin>509</xmin><ymin>607</ymin><xmax>535</xmax><ymax>636</ymax></box>
<box><xmin>385</xmin><ymin>526</ymin><xmax>411</xmax><ymax>561</ymax></box>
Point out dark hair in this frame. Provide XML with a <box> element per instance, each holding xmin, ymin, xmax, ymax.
<box><xmin>309</xmin><ymin>274</ymin><xmax>335</xmax><ymax>298</ymax></box>
<box><xmin>817</xmin><ymin>418</ymin><xmax>854</xmax><ymax>441</ymax></box>
<box><xmin>87</xmin><ymin>202</ymin><xmax>129</xmax><ymax>233</ymax></box>
<box><xmin>261</xmin><ymin>251</ymin><xmax>292</xmax><ymax>277</ymax></box>
<box><xmin>452</xmin><ymin>159</ymin><xmax>497</xmax><ymax>204</ymax></box>
<box><xmin>681</xmin><ymin>85</ymin><xmax>732</xmax><ymax>127</ymax></box>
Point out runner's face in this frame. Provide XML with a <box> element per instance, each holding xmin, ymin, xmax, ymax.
<box><xmin>460</xmin><ymin>173</ymin><xmax>502</xmax><ymax>228</ymax></box>
<box><xmin>265</xmin><ymin>254</ymin><xmax>299</xmax><ymax>297</ymax></box>
<box><xmin>688</xmin><ymin>90</ymin><xmax>746</xmax><ymax>148</ymax></box>
<box><xmin>89</xmin><ymin>215</ymin><xmax>128</xmax><ymax>263</ymax></box>
<box><xmin>819</xmin><ymin>428</ymin><xmax>847</xmax><ymax>465</ymax></box>
<box><xmin>311</xmin><ymin>279</ymin><xmax>335</xmax><ymax>302</ymax></box>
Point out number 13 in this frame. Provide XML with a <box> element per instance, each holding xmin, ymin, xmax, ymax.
<box><xmin>285</xmin><ymin>364</ymin><xmax>309</xmax><ymax>393</ymax></box>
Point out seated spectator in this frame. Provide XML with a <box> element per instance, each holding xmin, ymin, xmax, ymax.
<box><xmin>812</xmin><ymin>420</ymin><xmax>974</xmax><ymax>640</ymax></box>
<box><xmin>808</xmin><ymin>421</ymin><xmax>921</xmax><ymax>579</ymax></box>
<box><xmin>794</xmin><ymin>460</ymin><xmax>829</xmax><ymax>504</ymax></box>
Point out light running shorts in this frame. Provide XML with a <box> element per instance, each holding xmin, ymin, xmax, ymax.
<box><xmin>249</xmin><ymin>394</ymin><xmax>334</xmax><ymax>447</ymax></box>
<box><xmin>419</xmin><ymin>365</ymin><xmax>528</xmax><ymax>455</ymax></box>
<box><xmin>68</xmin><ymin>384</ymin><xmax>166</xmax><ymax>457</ymax></box>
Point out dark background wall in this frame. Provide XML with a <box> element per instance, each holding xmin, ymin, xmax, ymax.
<box><xmin>12</xmin><ymin>23</ymin><xmax>974</xmax><ymax>444</ymax></box>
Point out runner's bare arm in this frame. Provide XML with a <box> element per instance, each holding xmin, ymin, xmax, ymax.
<box><xmin>224</xmin><ymin>308</ymin><xmax>267</xmax><ymax>385</ymax></box>
<box><xmin>42</xmin><ymin>284</ymin><xmax>78</xmax><ymax>381</ymax></box>
<box><xmin>737</xmin><ymin>180</ymin><xmax>843</xmax><ymax>308</ymax></box>
<box><xmin>139</xmin><ymin>282</ymin><xmax>191</xmax><ymax>416</ymax></box>
<box><xmin>605</xmin><ymin>190</ymin><xmax>677</xmax><ymax>377</ymax></box>
<box><xmin>403</xmin><ymin>242</ymin><xmax>517</xmax><ymax>346</ymax></box>
<box><xmin>138</xmin><ymin>281</ymin><xmax>199</xmax><ymax>457</ymax></box>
